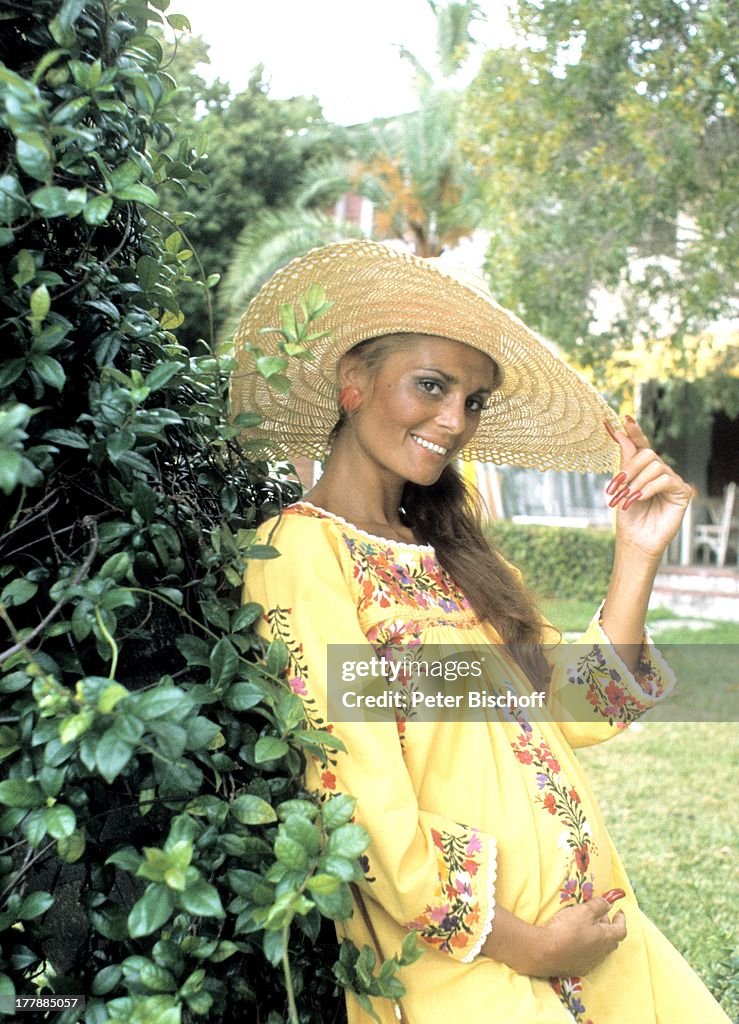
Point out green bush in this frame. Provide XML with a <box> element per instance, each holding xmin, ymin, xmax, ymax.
<box><xmin>484</xmin><ymin>521</ymin><xmax>615</xmax><ymax>604</ymax></box>
<box><xmin>0</xmin><ymin>2</ymin><xmax>417</xmax><ymax>1022</ymax></box>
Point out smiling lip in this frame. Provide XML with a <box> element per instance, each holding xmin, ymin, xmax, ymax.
<box><xmin>411</xmin><ymin>434</ymin><xmax>449</xmax><ymax>456</ymax></box>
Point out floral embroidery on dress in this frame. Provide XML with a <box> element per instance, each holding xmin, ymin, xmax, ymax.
<box><xmin>550</xmin><ymin>976</ymin><xmax>593</xmax><ymax>1024</ymax></box>
<box><xmin>568</xmin><ymin>645</ymin><xmax>658</xmax><ymax>724</ymax></box>
<box><xmin>344</xmin><ymin>535</ymin><xmax>471</xmax><ymax>615</ymax></box>
<box><xmin>266</xmin><ymin>605</ymin><xmax>337</xmax><ymax>768</ymax></box>
<box><xmin>405</xmin><ymin>828</ymin><xmax>485</xmax><ymax>955</ymax></box>
<box><xmin>512</xmin><ymin>723</ymin><xmax>595</xmax><ymax>904</ymax></box>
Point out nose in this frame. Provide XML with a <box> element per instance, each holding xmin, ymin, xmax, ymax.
<box><xmin>434</xmin><ymin>395</ymin><xmax>467</xmax><ymax>438</ymax></box>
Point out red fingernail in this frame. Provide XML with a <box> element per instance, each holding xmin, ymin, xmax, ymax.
<box><xmin>624</xmin><ymin>415</ymin><xmax>636</xmax><ymax>425</ymax></box>
<box><xmin>609</xmin><ymin>486</ymin><xmax>630</xmax><ymax>508</ymax></box>
<box><xmin>622</xmin><ymin>490</ymin><xmax>642</xmax><ymax>510</ymax></box>
<box><xmin>606</xmin><ymin>472</ymin><xmax>627</xmax><ymax>496</ymax></box>
<box><xmin>604</xmin><ymin>419</ymin><xmax>618</xmax><ymax>441</ymax></box>
<box><xmin>602</xmin><ymin>888</ymin><xmax>626</xmax><ymax>905</ymax></box>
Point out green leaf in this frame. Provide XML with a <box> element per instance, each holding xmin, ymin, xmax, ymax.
<box><xmin>0</xmin><ymin>450</ymin><xmax>23</xmax><ymax>495</ymax></box>
<box><xmin>261</xmin><ymin>930</ymin><xmax>284</xmax><ymax>967</ymax></box>
<box><xmin>0</xmin><ymin>359</ymin><xmax>25</xmax><ymax>389</ymax></box>
<box><xmin>326</xmin><ymin>823</ymin><xmax>370</xmax><ymax>860</ymax></box>
<box><xmin>279</xmin><ymin>303</ymin><xmax>299</xmax><ymax>342</ymax></box>
<box><xmin>32</xmin><ymin>48</ymin><xmax>70</xmax><ymax>84</ymax></box>
<box><xmin>255</xmin><ymin>355</ymin><xmax>289</xmax><ymax>379</ymax></box>
<box><xmin>30</xmin><ymin>354</ymin><xmax>65</xmax><ymax>389</ymax></box>
<box><xmin>160</xmin><ymin>310</ymin><xmax>184</xmax><ymax>330</ymax></box>
<box><xmin>18</xmin><ymin>891</ymin><xmax>54</xmax><ymax>920</ymax></box>
<box><xmin>128</xmin><ymin>883</ymin><xmax>175</xmax><ymax>938</ymax></box>
<box><xmin>99</xmin><ymin>552</ymin><xmax>131</xmax><ymax>580</ymax></box>
<box><xmin>283</xmin><ymin>814</ymin><xmax>321</xmax><ymax>856</ymax></box>
<box><xmin>106</xmin><ymin>847</ymin><xmax>144</xmax><ymax>873</ymax></box>
<box><xmin>91</xmin><ymin>964</ymin><xmax>123</xmax><ymax>997</ymax></box>
<box><xmin>135</xmin><ymin>686</ymin><xmax>190</xmax><ymax>720</ymax></box>
<box><xmin>209</xmin><ymin>638</ymin><xmax>238</xmax><ymax>689</ymax></box>
<box><xmin>30</xmin><ymin>185</ymin><xmax>87</xmax><ymax>218</ymax></box>
<box><xmin>14</xmin><ymin>249</ymin><xmax>36</xmax><ymax>287</ymax></box>
<box><xmin>115</xmin><ymin>182</ymin><xmax>158</xmax><ymax>205</ymax></box>
<box><xmin>30</xmin><ymin>284</ymin><xmax>50</xmax><ymax>323</ymax></box>
<box><xmin>16</xmin><ymin>133</ymin><xmax>52</xmax><ymax>182</ymax></box>
<box><xmin>230</xmin><ymin>602</ymin><xmax>262</xmax><ymax>631</ymax></box>
<box><xmin>43</xmin><ymin>428</ymin><xmax>88</xmax><ymax>449</ymax></box>
<box><xmin>95</xmin><ymin>730</ymin><xmax>134</xmax><ymax>783</ymax></box>
<box><xmin>178</xmin><ymin>879</ymin><xmax>224</xmax><ymax>918</ymax></box>
<box><xmin>319</xmin><ymin>854</ymin><xmax>357</xmax><ymax>882</ymax></box>
<box><xmin>84</xmin><ymin>194</ymin><xmax>113</xmax><ymax>225</ymax></box>
<box><xmin>50</xmin><ymin>95</ymin><xmax>90</xmax><ymax>124</ymax></box>
<box><xmin>273</xmin><ymin>832</ymin><xmax>309</xmax><ymax>871</ymax></box>
<box><xmin>306</xmin><ymin>873</ymin><xmax>341</xmax><ymax>895</ymax></box>
<box><xmin>56</xmin><ymin>830</ymin><xmax>86</xmax><ymax>863</ymax></box>
<box><xmin>224</xmin><ymin>682</ymin><xmax>266</xmax><ymax>712</ymax></box>
<box><xmin>0</xmin><ymin>578</ymin><xmax>38</xmax><ymax>607</ymax></box>
<box><xmin>52</xmin><ymin>0</ymin><xmax>85</xmax><ymax>38</ymax></box>
<box><xmin>266</xmin><ymin>638</ymin><xmax>289</xmax><ymax>677</ymax></box>
<box><xmin>0</xmin><ymin>174</ymin><xmax>28</xmax><ymax>223</ymax></box>
<box><xmin>321</xmin><ymin>794</ymin><xmax>357</xmax><ymax>832</ymax></box>
<box><xmin>312</xmin><ymin>881</ymin><xmax>353</xmax><ymax>920</ymax></box>
<box><xmin>230</xmin><ymin>794</ymin><xmax>277</xmax><ymax>825</ymax></box>
<box><xmin>45</xmin><ymin>804</ymin><xmax>76</xmax><ymax>839</ymax></box>
<box><xmin>136</xmin><ymin>255</ymin><xmax>161</xmax><ymax>292</ymax></box>
<box><xmin>254</xmin><ymin>736</ymin><xmax>288</xmax><ymax>763</ymax></box>
<box><xmin>0</xmin><ymin>780</ymin><xmax>45</xmax><ymax>808</ymax></box>
<box><xmin>166</xmin><ymin>13</ymin><xmax>191</xmax><ymax>30</ymax></box>
<box><xmin>243</xmin><ymin>543</ymin><xmax>280</xmax><ymax>561</ymax></box>
<box><xmin>145</xmin><ymin>361</ymin><xmax>184</xmax><ymax>391</ymax></box>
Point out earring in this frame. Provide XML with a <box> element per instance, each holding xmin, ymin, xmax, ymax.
<box><xmin>339</xmin><ymin>385</ymin><xmax>362</xmax><ymax>414</ymax></box>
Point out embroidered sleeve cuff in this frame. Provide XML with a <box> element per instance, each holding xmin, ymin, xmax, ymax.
<box><xmin>460</xmin><ymin>836</ymin><xmax>497</xmax><ymax>963</ymax></box>
<box><xmin>565</xmin><ymin>605</ymin><xmax>676</xmax><ymax>724</ymax></box>
<box><xmin>404</xmin><ymin>829</ymin><xmax>497</xmax><ymax>961</ymax></box>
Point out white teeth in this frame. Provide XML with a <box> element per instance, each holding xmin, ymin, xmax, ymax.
<box><xmin>412</xmin><ymin>435</ymin><xmax>448</xmax><ymax>456</ymax></box>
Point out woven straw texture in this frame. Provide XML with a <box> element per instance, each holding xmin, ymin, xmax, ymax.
<box><xmin>230</xmin><ymin>240</ymin><xmax>621</xmax><ymax>474</ymax></box>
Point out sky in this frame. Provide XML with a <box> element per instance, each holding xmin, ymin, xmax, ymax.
<box><xmin>168</xmin><ymin>0</ymin><xmax>516</xmax><ymax>124</ymax></box>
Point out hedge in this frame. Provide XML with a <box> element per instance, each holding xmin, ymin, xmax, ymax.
<box><xmin>484</xmin><ymin>522</ymin><xmax>615</xmax><ymax>604</ymax></box>
<box><xmin>0</xmin><ymin>2</ymin><xmax>417</xmax><ymax>1022</ymax></box>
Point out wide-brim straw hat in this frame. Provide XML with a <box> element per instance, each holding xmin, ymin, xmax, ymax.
<box><xmin>230</xmin><ymin>240</ymin><xmax>621</xmax><ymax>473</ymax></box>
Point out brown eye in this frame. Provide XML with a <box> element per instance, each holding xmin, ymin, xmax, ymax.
<box><xmin>418</xmin><ymin>379</ymin><xmax>444</xmax><ymax>396</ymax></box>
<box><xmin>466</xmin><ymin>395</ymin><xmax>487</xmax><ymax>413</ymax></box>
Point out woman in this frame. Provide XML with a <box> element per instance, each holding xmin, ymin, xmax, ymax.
<box><xmin>233</xmin><ymin>241</ymin><xmax>730</xmax><ymax>1023</ymax></box>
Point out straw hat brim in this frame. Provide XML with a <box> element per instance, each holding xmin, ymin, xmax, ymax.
<box><xmin>230</xmin><ymin>240</ymin><xmax>621</xmax><ymax>474</ymax></box>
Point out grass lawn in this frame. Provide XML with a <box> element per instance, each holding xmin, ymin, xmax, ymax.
<box><xmin>576</xmin><ymin>724</ymin><xmax>738</xmax><ymax>1018</ymax></box>
<box><xmin>540</xmin><ymin>597</ymin><xmax>739</xmax><ymax>644</ymax></box>
<box><xmin>541</xmin><ymin>597</ymin><xmax>738</xmax><ymax>1015</ymax></box>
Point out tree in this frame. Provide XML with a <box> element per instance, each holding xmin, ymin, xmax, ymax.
<box><xmin>0</xmin><ymin>2</ymin><xmax>418</xmax><ymax>1020</ymax></box>
<box><xmin>217</xmin><ymin>0</ymin><xmax>486</xmax><ymax>335</ymax></box>
<box><xmin>156</xmin><ymin>33</ymin><xmax>334</xmax><ymax>348</ymax></box>
<box><xmin>465</xmin><ymin>0</ymin><xmax>738</xmax><ymax>383</ymax></box>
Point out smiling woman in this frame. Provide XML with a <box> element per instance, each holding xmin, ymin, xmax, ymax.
<box><xmin>232</xmin><ymin>241</ymin><xmax>726</xmax><ymax>1023</ymax></box>
<box><xmin>328</xmin><ymin>334</ymin><xmax>497</xmax><ymax>501</ymax></box>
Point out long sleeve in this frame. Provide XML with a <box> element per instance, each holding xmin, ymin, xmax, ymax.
<box><xmin>545</xmin><ymin>609</ymin><xmax>676</xmax><ymax>748</ymax></box>
<box><xmin>245</xmin><ymin>513</ymin><xmax>497</xmax><ymax>961</ymax></box>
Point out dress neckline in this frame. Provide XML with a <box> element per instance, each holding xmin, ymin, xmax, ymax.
<box><xmin>292</xmin><ymin>501</ymin><xmax>435</xmax><ymax>553</ymax></box>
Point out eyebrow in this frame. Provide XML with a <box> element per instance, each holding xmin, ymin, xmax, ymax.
<box><xmin>418</xmin><ymin>367</ymin><xmax>494</xmax><ymax>394</ymax></box>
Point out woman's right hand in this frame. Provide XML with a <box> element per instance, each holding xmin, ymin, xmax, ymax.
<box><xmin>537</xmin><ymin>897</ymin><xmax>627</xmax><ymax>977</ymax></box>
<box><xmin>482</xmin><ymin>898</ymin><xmax>627</xmax><ymax>978</ymax></box>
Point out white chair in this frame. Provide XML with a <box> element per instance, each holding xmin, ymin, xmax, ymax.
<box><xmin>692</xmin><ymin>481</ymin><xmax>737</xmax><ymax>566</ymax></box>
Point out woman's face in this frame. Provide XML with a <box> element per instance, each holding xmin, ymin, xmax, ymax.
<box><xmin>341</xmin><ymin>334</ymin><xmax>497</xmax><ymax>488</ymax></box>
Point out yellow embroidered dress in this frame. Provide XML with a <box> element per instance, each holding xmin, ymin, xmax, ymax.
<box><xmin>245</xmin><ymin>502</ymin><xmax>730</xmax><ymax>1024</ymax></box>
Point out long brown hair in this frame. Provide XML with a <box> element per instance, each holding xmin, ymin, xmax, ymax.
<box><xmin>335</xmin><ymin>334</ymin><xmax>553</xmax><ymax>693</ymax></box>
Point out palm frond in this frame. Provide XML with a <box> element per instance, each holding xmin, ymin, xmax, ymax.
<box><xmin>216</xmin><ymin>209</ymin><xmax>363</xmax><ymax>345</ymax></box>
